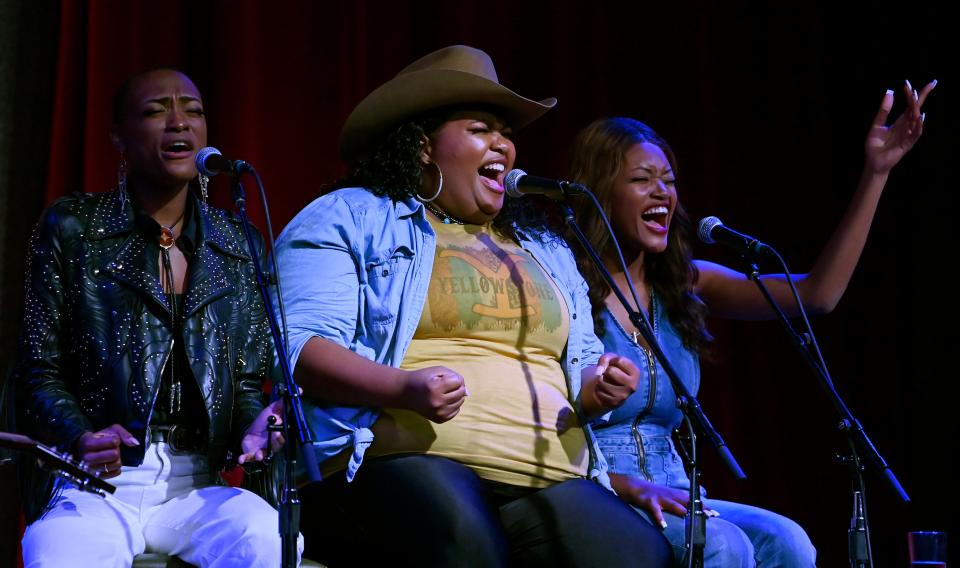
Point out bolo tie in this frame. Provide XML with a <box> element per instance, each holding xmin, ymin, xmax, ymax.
<box><xmin>159</xmin><ymin>212</ymin><xmax>184</xmax><ymax>414</ymax></box>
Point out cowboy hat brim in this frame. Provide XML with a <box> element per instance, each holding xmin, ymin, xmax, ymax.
<box><xmin>340</xmin><ymin>68</ymin><xmax>556</xmax><ymax>164</ymax></box>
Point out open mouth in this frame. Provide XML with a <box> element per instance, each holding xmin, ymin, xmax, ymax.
<box><xmin>478</xmin><ymin>162</ymin><xmax>505</xmax><ymax>192</ymax></box>
<box><xmin>162</xmin><ymin>140</ymin><xmax>193</xmax><ymax>158</ymax></box>
<box><xmin>641</xmin><ymin>205</ymin><xmax>669</xmax><ymax>232</ymax></box>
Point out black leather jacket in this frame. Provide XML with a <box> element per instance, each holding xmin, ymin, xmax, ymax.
<box><xmin>14</xmin><ymin>189</ymin><xmax>272</xmax><ymax>475</ymax></box>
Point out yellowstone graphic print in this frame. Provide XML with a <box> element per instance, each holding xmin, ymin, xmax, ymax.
<box><xmin>378</xmin><ymin>221</ymin><xmax>587</xmax><ymax>486</ymax></box>
<box><xmin>425</xmin><ymin>232</ymin><xmax>564</xmax><ymax>335</ymax></box>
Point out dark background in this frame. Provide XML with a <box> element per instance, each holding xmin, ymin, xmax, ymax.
<box><xmin>0</xmin><ymin>1</ymin><xmax>952</xmax><ymax>566</ymax></box>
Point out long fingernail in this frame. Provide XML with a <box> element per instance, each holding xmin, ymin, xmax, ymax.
<box><xmin>921</xmin><ymin>112</ymin><xmax>926</xmax><ymax>122</ymax></box>
<box><xmin>660</xmin><ymin>520</ymin><xmax>668</xmax><ymax>529</ymax></box>
<box><xmin>914</xmin><ymin>89</ymin><xmax>919</xmax><ymax>100</ymax></box>
<box><xmin>705</xmin><ymin>509</ymin><xmax>721</xmax><ymax>518</ymax></box>
<box><xmin>932</xmin><ymin>79</ymin><xmax>938</xmax><ymax>87</ymax></box>
<box><xmin>885</xmin><ymin>89</ymin><xmax>893</xmax><ymax>97</ymax></box>
<box><xmin>905</xmin><ymin>79</ymin><xmax>913</xmax><ymax>91</ymax></box>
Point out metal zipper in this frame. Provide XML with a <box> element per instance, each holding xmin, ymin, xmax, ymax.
<box><xmin>225</xmin><ymin>333</ymin><xmax>234</xmax><ymax>435</ymax></box>
<box><xmin>631</xmin><ymin>296</ymin><xmax>658</xmax><ymax>482</ymax></box>
<box><xmin>631</xmin><ymin>345</ymin><xmax>657</xmax><ymax>482</ymax></box>
<box><xmin>145</xmin><ymin>337</ymin><xmax>175</xmax><ymax>429</ymax></box>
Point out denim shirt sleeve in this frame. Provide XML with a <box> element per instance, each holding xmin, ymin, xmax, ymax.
<box><xmin>275</xmin><ymin>193</ymin><xmax>360</xmax><ymax>361</ymax></box>
<box><xmin>272</xmin><ymin>192</ymin><xmax>378</xmax><ymax>480</ymax></box>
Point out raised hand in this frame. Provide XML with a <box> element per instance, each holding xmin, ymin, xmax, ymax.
<box><xmin>865</xmin><ymin>79</ymin><xmax>936</xmax><ymax>175</ymax></box>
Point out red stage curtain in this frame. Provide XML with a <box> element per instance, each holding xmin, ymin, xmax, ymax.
<box><xmin>18</xmin><ymin>1</ymin><xmax>954</xmax><ymax>565</ymax></box>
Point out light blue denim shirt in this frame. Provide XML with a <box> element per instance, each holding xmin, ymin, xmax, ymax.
<box><xmin>273</xmin><ymin>187</ymin><xmax>611</xmax><ymax>488</ymax></box>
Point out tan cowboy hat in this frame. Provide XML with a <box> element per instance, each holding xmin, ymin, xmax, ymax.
<box><xmin>340</xmin><ymin>45</ymin><xmax>557</xmax><ymax>164</ymax></box>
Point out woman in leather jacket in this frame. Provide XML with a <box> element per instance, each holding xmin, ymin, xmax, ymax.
<box><xmin>14</xmin><ymin>68</ymin><xmax>297</xmax><ymax>567</ymax></box>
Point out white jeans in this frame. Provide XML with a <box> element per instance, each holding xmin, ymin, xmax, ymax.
<box><xmin>22</xmin><ymin>441</ymin><xmax>302</xmax><ymax>568</ymax></box>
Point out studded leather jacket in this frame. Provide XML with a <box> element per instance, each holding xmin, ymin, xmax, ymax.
<box><xmin>13</xmin><ymin>189</ymin><xmax>272</xmax><ymax>476</ymax></box>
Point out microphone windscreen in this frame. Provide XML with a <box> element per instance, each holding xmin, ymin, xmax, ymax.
<box><xmin>697</xmin><ymin>216</ymin><xmax>723</xmax><ymax>244</ymax></box>
<box><xmin>195</xmin><ymin>146</ymin><xmax>223</xmax><ymax>177</ymax></box>
<box><xmin>503</xmin><ymin>169</ymin><xmax>527</xmax><ymax>198</ymax></box>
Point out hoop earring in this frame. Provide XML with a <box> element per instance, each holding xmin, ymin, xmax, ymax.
<box><xmin>118</xmin><ymin>155</ymin><xmax>128</xmax><ymax>212</ymax></box>
<box><xmin>198</xmin><ymin>173</ymin><xmax>209</xmax><ymax>209</ymax></box>
<box><xmin>416</xmin><ymin>161</ymin><xmax>443</xmax><ymax>202</ymax></box>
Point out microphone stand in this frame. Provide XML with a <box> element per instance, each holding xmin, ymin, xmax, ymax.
<box><xmin>230</xmin><ymin>172</ymin><xmax>320</xmax><ymax>568</ymax></box>
<box><xmin>738</xmin><ymin>256</ymin><xmax>908</xmax><ymax>568</ymax></box>
<box><xmin>679</xmin><ymin>412</ymin><xmax>706</xmax><ymax>568</ymax></box>
<box><xmin>558</xmin><ymin>197</ymin><xmax>746</xmax><ymax>567</ymax></box>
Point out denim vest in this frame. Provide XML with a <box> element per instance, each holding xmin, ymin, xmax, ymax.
<box><xmin>273</xmin><ymin>188</ymin><xmax>611</xmax><ymax>488</ymax></box>
<box><xmin>593</xmin><ymin>299</ymin><xmax>701</xmax><ymax>490</ymax></box>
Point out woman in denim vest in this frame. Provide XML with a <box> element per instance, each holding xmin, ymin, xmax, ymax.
<box><xmin>569</xmin><ymin>79</ymin><xmax>934</xmax><ymax>567</ymax></box>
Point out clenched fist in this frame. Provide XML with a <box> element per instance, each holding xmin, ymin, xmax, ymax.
<box><xmin>400</xmin><ymin>366</ymin><xmax>468</xmax><ymax>423</ymax></box>
<box><xmin>581</xmin><ymin>353</ymin><xmax>639</xmax><ymax>417</ymax></box>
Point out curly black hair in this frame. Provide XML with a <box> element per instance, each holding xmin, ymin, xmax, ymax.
<box><xmin>329</xmin><ymin>107</ymin><xmax>566</xmax><ymax>244</ymax></box>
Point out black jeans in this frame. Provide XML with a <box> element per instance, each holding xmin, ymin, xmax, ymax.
<box><xmin>300</xmin><ymin>454</ymin><xmax>671</xmax><ymax>567</ymax></box>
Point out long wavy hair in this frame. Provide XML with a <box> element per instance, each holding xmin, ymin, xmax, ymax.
<box><xmin>330</xmin><ymin>106</ymin><xmax>565</xmax><ymax>243</ymax></box>
<box><xmin>569</xmin><ymin>117</ymin><xmax>711</xmax><ymax>352</ymax></box>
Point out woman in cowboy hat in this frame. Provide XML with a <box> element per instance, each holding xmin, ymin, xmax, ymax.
<box><xmin>274</xmin><ymin>45</ymin><xmax>672</xmax><ymax>567</ymax></box>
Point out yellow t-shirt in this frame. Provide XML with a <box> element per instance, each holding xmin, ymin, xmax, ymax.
<box><xmin>368</xmin><ymin>216</ymin><xmax>588</xmax><ymax>487</ymax></box>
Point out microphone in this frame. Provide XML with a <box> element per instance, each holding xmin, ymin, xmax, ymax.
<box><xmin>697</xmin><ymin>216</ymin><xmax>775</xmax><ymax>258</ymax></box>
<box><xmin>503</xmin><ymin>169</ymin><xmax>586</xmax><ymax>199</ymax></box>
<box><xmin>195</xmin><ymin>147</ymin><xmax>252</xmax><ymax>177</ymax></box>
